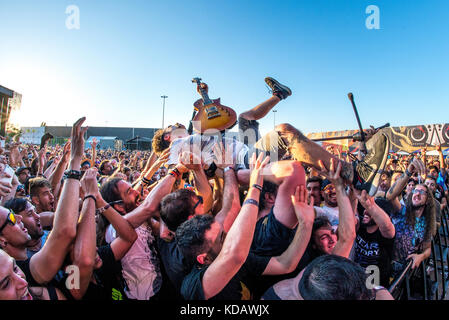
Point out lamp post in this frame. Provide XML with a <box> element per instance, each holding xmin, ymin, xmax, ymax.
<box><xmin>161</xmin><ymin>95</ymin><xmax>168</xmax><ymax>129</ymax></box>
<box><xmin>273</xmin><ymin>109</ymin><xmax>277</xmax><ymax>128</ymax></box>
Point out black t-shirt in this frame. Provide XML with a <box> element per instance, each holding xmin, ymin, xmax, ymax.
<box><xmin>354</xmin><ymin>225</ymin><xmax>394</xmax><ymax>287</ymax></box>
<box><xmin>56</xmin><ymin>245</ymin><xmax>127</xmax><ymax>300</ymax></box>
<box><xmin>17</xmin><ymin>259</ymin><xmax>39</xmax><ymax>287</ymax></box>
<box><xmin>83</xmin><ymin>244</ymin><xmax>127</xmax><ymax>300</ymax></box>
<box><xmin>16</xmin><ymin>259</ymin><xmax>61</xmax><ymax>300</ymax></box>
<box><xmin>157</xmin><ymin>236</ymin><xmax>194</xmax><ymax>294</ymax></box>
<box><xmin>181</xmin><ymin>252</ymin><xmax>270</xmax><ymax>300</ymax></box>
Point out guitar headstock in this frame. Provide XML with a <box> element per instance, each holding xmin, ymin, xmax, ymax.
<box><xmin>191</xmin><ymin>77</ymin><xmax>202</xmax><ymax>85</ymax></box>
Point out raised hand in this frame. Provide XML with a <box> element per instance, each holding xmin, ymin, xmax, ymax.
<box><xmin>212</xmin><ymin>141</ymin><xmax>235</xmax><ymax>169</ymax></box>
<box><xmin>62</xmin><ymin>140</ymin><xmax>71</xmax><ymax>163</ymax></box>
<box><xmin>407</xmin><ymin>157</ymin><xmax>426</xmax><ymax>177</ymax></box>
<box><xmin>0</xmin><ymin>170</ymin><xmax>12</xmax><ymax>197</ymax></box>
<box><xmin>70</xmin><ymin>117</ymin><xmax>88</xmax><ymax>165</ymax></box>
<box><xmin>291</xmin><ymin>185</ymin><xmax>315</xmax><ymax>224</ymax></box>
<box><xmin>356</xmin><ymin>189</ymin><xmax>376</xmax><ymax>211</ymax></box>
<box><xmin>318</xmin><ymin>158</ymin><xmax>344</xmax><ymax>187</ymax></box>
<box><xmin>89</xmin><ymin>137</ymin><xmax>98</xmax><ymax>149</ymax></box>
<box><xmin>156</xmin><ymin>148</ymin><xmax>170</xmax><ymax>166</ymax></box>
<box><xmin>179</xmin><ymin>151</ymin><xmax>202</xmax><ymax>171</ymax></box>
<box><xmin>80</xmin><ymin>167</ymin><xmax>100</xmax><ymax>197</ymax></box>
<box><xmin>249</xmin><ymin>152</ymin><xmax>270</xmax><ymax>188</ymax></box>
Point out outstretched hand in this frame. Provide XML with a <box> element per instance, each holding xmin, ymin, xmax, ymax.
<box><xmin>249</xmin><ymin>152</ymin><xmax>270</xmax><ymax>188</ymax></box>
<box><xmin>80</xmin><ymin>167</ymin><xmax>99</xmax><ymax>197</ymax></box>
<box><xmin>179</xmin><ymin>151</ymin><xmax>202</xmax><ymax>171</ymax></box>
<box><xmin>318</xmin><ymin>158</ymin><xmax>344</xmax><ymax>187</ymax></box>
<box><xmin>291</xmin><ymin>185</ymin><xmax>314</xmax><ymax>224</ymax></box>
<box><xmin>355</xmin><ymin>190</ymin><xmax>376</xmax><ymax>211</ymax></box>
<box><xmin>407</xmin><ymin>158</ymin><xmax>426</xmax><ymax>177</ymax></box>
<box><xmin>213</xmin><ymin>141</ymin><xmax>235</xmax><ymax>169</ymax></box>
<box><xmin>71</xmin><ymin>117</ymin><xmax>88</xmax><ymax>163</ymax></box>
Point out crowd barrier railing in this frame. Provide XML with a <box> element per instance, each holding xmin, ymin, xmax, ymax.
<box><xmin>388</xmin><ymin>206</ymin><xmax>449</xmax><ymax>300</ymax></box>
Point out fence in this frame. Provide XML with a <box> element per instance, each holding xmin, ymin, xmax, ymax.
<box><xmin>389</xmin><ymin>206</ymin><xmax>449</xmax><ymax>300</ymax></box>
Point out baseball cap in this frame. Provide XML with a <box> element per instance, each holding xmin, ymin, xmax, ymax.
<box><xmin>321</xmin><ymin>179</ymin><xmax>333</xmax><ymax>191</ymax></box>
<box><xmin>16</xmin><ymin>167</ymin><xmax>31</xmax><ymax>176</ymax></box>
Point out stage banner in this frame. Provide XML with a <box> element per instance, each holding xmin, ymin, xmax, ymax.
<box><xmin>307</xmin><ymin>123</ymin><xmax>449</xmax><ymax>153</ymax></box>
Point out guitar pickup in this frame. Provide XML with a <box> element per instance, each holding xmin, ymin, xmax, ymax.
<box><xmin>207</xmin><ymin>112</ymin><xmax>221</xmax><ymax>120</ymax></box>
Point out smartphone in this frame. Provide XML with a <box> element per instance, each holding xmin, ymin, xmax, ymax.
<box><xmin>0</xmin><ymin>165</ymin><xmax>14</xmax><ymax>186</ymax></box>
<box><xmin>0</xmin><ymin>140</ymin><xmax>4</xmax><ymax>148</ymax></box>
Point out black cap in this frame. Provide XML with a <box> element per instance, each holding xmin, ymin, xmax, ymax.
<box><xmin>321</xmin><ymin>179</ymin><xmax>332</xmax><ymax>191</ymax></box>
<box><xmin>15</xmin><ymin>167</ymin><xmax>31</xmax><ymax>176</ymax></box>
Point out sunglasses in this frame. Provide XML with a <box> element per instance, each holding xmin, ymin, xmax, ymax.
<box><xmin>193</xmin><ymin>195</ymin><xmax>203</xmax><ymax>211</ymax></box>
<box><xmin>412</xmin><ymin>189</ymin><xmax>427</xmax><ymax>196</ymax></box>
<box><xmin>0</xmin><ymin>210</ymin><xmax>17</xmax><ymax>234</ymax></box>
<box><xmin>323</xmin><ymin>185</ymin><xmax>335</xmax><ymax>193</ymax></box>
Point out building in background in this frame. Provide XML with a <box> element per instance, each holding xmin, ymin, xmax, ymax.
<box><xmin>0</xmin><ymin>85</ymin><xmax>22</xmax><ymax>136</ymax></box>
<box><xmin>21</xmin><ymin>125</ymin><xmax>159</xmax><ymax>151</ymax></box>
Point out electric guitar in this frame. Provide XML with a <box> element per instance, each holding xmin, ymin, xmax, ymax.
<box><xmin>190</xmin><ymin>78</ymin><xmax>237</xmax><ymax>133</ymax></box>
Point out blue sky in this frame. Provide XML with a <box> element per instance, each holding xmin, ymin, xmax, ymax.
<box><xmin>1</xmin><ymin>0</ymin><xmax>448</xmax><ymax>136</ymax></box>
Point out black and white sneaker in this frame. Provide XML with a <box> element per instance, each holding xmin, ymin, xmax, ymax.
<box><xmin>265</xmin><ymin>77</ymin><xmax>292</xmax><ymax>100</ymax></box>
<box><xmin>352</xmin><ymin>131</ymin><xmax>390</xmax><ymax>195</ymax></box>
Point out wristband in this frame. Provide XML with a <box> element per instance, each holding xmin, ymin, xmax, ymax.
<box><xmin>96</xmin><ymin>204</ymin><xmax>111</xmax><ymax>215</ymax></box>
<box><xmin>83</xmin><ymin>195</ymin><xmax>97</xmax><ymax>203</ymax></box>
<box><xmin>405</xmin><ymin>169</ymin><xmax>412</xmax><ymax>177</ymax></box>
<box><xmin>169</xmin><ymin>168</ymin><xmax>181</xmax><ymax>179</ymax></box>
<box><xmin>64</xmin><ymin>169</ymin><xmax>82</xmax><ymax>180</ymax></box>
<box><xmin>223</xmin><ymin>166</ymin><xmax>234</xmax><ymax>173</ymax></box>
<box><xmin>243</xmin><ymin>199</ymin><xmax>259</xmax><ymax>207</ymax></box>
<box><xmin>252</xmin><ymin>184</ymin><xmax>263</xmax><ymax>192</ymax></box>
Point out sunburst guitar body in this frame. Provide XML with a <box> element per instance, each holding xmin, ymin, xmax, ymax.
<box><xmin>191</xmin><ymin>78</ymin><xmax>237</xmax><ymax>133</ymax></box>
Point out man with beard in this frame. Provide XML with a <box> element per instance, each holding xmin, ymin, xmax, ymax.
<box><xmin>425</xmin><ymin>175</ymin><xmax>444</xmax><ymax>227</ymax></box>
<box><xmin>29</xmin><ymin>178</ymin><xmax>55</xmax><ymax>213</ymax></box>
<box><xmin>373</xmin><ymin>171</ymin><xmax>392</xmax><ymax>199</ymax></box>
<box><xmin>99</xmin><ymin>160</ymin><xmax>115</xmax><ymax>176</ymax></box>
<box><xmin>386</xmin><ymin>158</ymin><xmax>437</xmax><ymax>273</ymax></box>
<box><xmin>354</xmin><ymin>190</ymin><xmax>395</xmax><ymax>287</ymax></box>
<box><xmin>4</xmin><ymin>198</ymin><xmax>48</xmax><ymax>258</ymax></box>
<box><xmin>427</xmin><ymin>168</ymin><xmax>447</xmax><ymax>212</ymax></box>
<box><xmin>100</xmin><ymin>177</ymin><xmax>164</xmax><ymax>300</ymax></box>
<box><xmin>314</xmin><ymin>179</ymin><xmax>339</xmax><ymax>228</ymax></box>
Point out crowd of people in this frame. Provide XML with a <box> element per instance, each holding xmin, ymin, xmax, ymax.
<box><xmin>0</xmin><ymin>77</ymin><xmax>447</xmax><ymax>300</ymax></box>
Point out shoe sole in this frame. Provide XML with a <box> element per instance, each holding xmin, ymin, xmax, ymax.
<box><xmin>367</xmin><ymin>132</ymin><xmax>390</xmax><ymax>196</ymax></box>
<box><xmin>265</xmin><ymin>77</ymin><xmax>292</xmax><ymax>96</ymax></box>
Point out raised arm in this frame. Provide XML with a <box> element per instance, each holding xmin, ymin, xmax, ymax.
<box><xmin>179</xmin><ymin>152</ymin><xmax>213</xmax><ymax>214</ymax></box>
<box><xmin>319</xmin><ymin>159</ymin><xmax>356</xmax><ymax>258</ymax></box>
<box><xmin>94</xmin><ymin>188</ymin><xmax>137</xmax><ymax>261</ymax></box>
<box><xmin>90</xmin><ymin>138</ymin><xmax>97</xmax><ymax>165</ymax></box>
<box><xmin>357</xmin><ymin>190</ymin><xmax>395</xmax><ymax>239</ymax></box>
<box><xmin>213</xmin><ymin>142</ymin><xmax>241</xmax><ymax>232</ymax></box>
<box><xmin>133</xmin><ymin>148</ymin><xmax>170</xmax><ymax>192</ymax></box>
<box><xmin>124</xmin><ymin>163</ymin><xmax>186</xmax><ymax>228</ymax></box>
<box><xmin>29</xmin><ymin>117</ymin><xmax>87</xmax><ymax>284</ymax></box>
<box><xmin>386</xmin><ymin>158</ymin><xmax>426</xmax><ymax>210</ymax></box>
<box><xmin>201</xmin><ymin>153</ymin><xmax>269</xmax><ymax>300</ymax></box>
<box><xmin>69</xmin><ymin>168</ymin><xmax>98</xmax><ymax>300</ymax></box>
<box><xmin>263</xmin><ymin>185</ymin><xmax>314</xmax><ymax>275</ymax></box>
<box><xmin>48</xmin><ymin>141</ymin><xmax>71</xmax><ymax>201</ymax></box>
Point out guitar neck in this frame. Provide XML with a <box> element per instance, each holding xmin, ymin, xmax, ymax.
<box><xmin>199</xmin><ymin>87</ymin><xmax>213</xmax><ymax>105</ymax></box>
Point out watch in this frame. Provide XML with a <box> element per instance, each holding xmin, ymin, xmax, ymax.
<box><xmin>64</xmin><ymin>169</ymin><xmax>82</xmax><ymax>180</ymax></box>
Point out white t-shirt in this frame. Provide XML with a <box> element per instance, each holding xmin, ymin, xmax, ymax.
<box><xmin>106</xmin><ymin>223</ymin><xmax>162</xmax><ymax>300</ymax></box>
<box><xmin>314</xmin><ymin>205</ymin><xmax>340</xmax><ymax>227</ymax></box>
